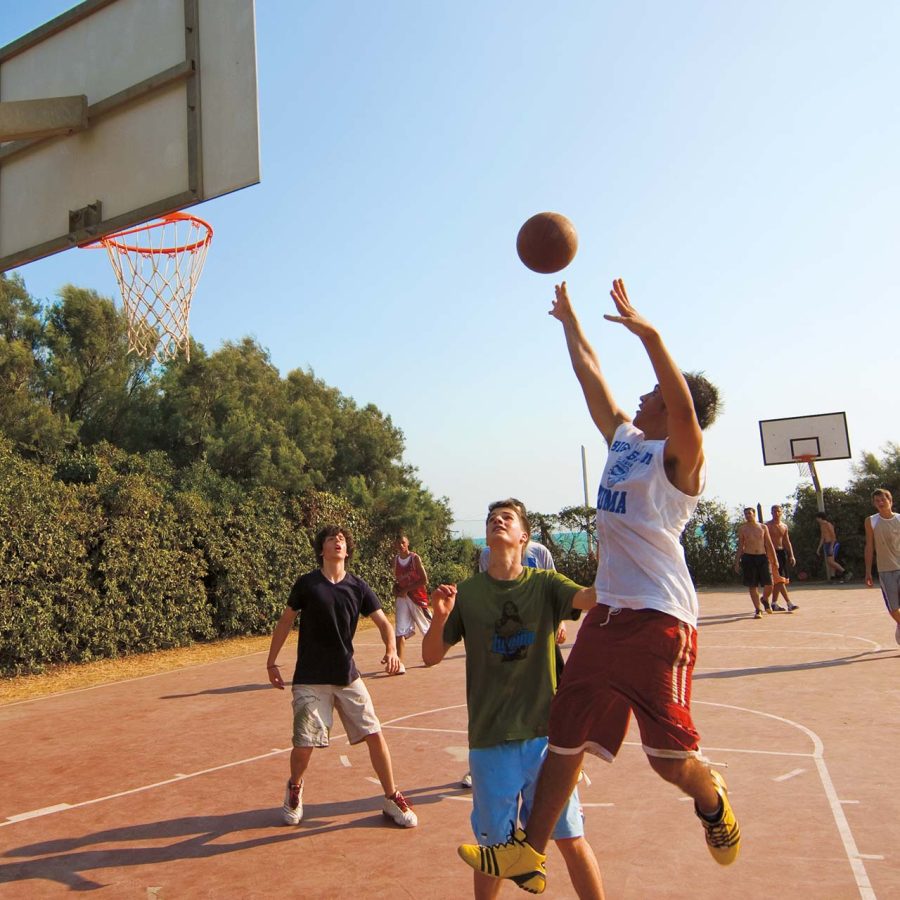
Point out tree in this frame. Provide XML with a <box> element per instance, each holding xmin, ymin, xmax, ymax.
<box><xmin>43</xmin><ymin>285</ymin><xmax>155</xmax><ymax>447</ymax></box>
<box><xmin>0</xmin><ymin>274</ymin><xmax>75</xmax><ymax>452</ymax></box>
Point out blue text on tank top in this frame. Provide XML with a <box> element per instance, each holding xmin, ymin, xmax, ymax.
<box><xmin>599</xmin><ymin>441</ymin><xmax>654</xmax><ymax>515</ymax></box>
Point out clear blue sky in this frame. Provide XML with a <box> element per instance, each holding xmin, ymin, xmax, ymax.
<box><xmin>4</xmin><ymin>1</ymin><xmax>898</xmax><ymax>537</ymax></box>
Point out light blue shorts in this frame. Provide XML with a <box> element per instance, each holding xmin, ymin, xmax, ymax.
<box><xmin>469</xmin><ymin>737</ymin><xmax>584</xmax><ymax>844</ymax></box>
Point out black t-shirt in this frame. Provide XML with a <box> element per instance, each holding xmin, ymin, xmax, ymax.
<box><xmin>288</xmin><ymin>569</ymin><xmax>381</xmax><ymax>685</ymax></box>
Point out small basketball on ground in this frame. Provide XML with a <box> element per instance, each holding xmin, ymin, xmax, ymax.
<box><xmin>516</xmin><ymin>212</ymin><xmax>578</xmax><ymax>274</ymax></box>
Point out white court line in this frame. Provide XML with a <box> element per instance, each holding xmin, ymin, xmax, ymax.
<box><xmin>696</xmin><ymin>701</ymin><xmax>876</xmax><ymax>900</ymax></box>
<box><xmin>6</xmin><ymin>804</ymin><xmax>71</xmax><ymax>822</ymax></box>
<box><xmin>339</xmin><ymin>755</ymin><xmax>351</xmax><ymax>768</ymax></box>
<box><xmin>773</xmin><ymin>768</ymin><xmax>806</xmax><ymax>782</ymax></box>
<box><xmin>0</xmin><ymin>696</ymin><xmax>879</xmax><ymax>900</ymax></box>
<box><xmin>0</xmin><ymin>705</ymin><xmax>469</xmax><ymax>828</ymax></box>
<box><xmin>384</xmin><ymin>725</ymin><xmax>468</xmax><ymax>735</ymax></box>
<box><xmin>0</xmin><ymin>748</ymin><xmax>285</xmax><ymax>828</ymax></box>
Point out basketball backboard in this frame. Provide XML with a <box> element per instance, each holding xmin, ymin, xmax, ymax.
<box><xmin>759</xmin><ymin>412</ymin><xmax>851</xmax><ymax>466</ymax></box>
<box><xmin>0</xmin><ymin>0</ymin><xmax>259</xmax><ymax>272</ymax></box>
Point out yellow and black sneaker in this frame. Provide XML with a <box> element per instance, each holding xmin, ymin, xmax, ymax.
<box><xmin>458</xmin><ymin>826</ymin><xmax>547</xmax><ymax>894</ymax></box>
<box><xmin>696</xmin><ymin>769</ymin><xmax>741</xmax><ymax>865</ymax></box>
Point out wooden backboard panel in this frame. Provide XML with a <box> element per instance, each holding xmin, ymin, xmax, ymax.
<box><xmin>0</xmin><ymin>0</ymin><xmax>259</xmax><ymax>271</ymax></box>
<box><xmin>759</xmin><ymin>412</ymin><xmax>851</xmax><ymax>466</ymax></box>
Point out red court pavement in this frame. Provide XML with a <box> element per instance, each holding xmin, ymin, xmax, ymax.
<box><xmin>1</xmin><ymin>584</ymin><xmax>898</xmax><ymax>899</ymax></box>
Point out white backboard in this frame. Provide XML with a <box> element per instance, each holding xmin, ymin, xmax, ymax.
<box><xmin>0</xmin><ymin>0</ymin><xmax>259</xmax><ymax>271</ymax></box>
<box><xmin>759</xmin><ymin>412</ymin><xmax>851</xmax><ymax>466</ymax></box>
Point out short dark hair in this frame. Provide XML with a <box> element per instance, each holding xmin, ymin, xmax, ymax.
<box><xmin>313</xmin><ymin>524</ymin><xmax>354</xmax><ymax>566</ymax></box>
<box><xmin>682</xmin><ymin>371</ymin><xmax>721</xmax><ymax>431</ymax></box>
<box><xmin>743</xmin><ymin>507</ymin><xmax>755</xmax><ymax>515</ymax></box>
<box><xmin>873</xmin><ymin>488</ymin><xmax>893</xmax><ymax>502</ymax></box>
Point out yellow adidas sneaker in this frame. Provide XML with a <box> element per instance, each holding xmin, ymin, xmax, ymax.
<box><xmin>458</xmin><ymin>827</ymin><xmax>547</xmax><ymax>894</ymax></box>
<box><xmin>696</xmin><ymin>769</ymin><xmax>741</xmax><ymax>865</ymax></box>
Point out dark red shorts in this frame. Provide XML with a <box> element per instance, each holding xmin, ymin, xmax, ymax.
<box><xmin>548</xmin><ymin>604</ymin><xmax>701</xmax><ymax>761</ymax></box>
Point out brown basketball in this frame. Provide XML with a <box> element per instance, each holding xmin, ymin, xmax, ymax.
<box><xmin>516</xmin><ymin>212</ymin><xmax>578</xmax><ymax>274</ymax></box>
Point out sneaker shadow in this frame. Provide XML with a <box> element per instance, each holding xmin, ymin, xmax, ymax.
<box><xmin>0</xmin><ymin>785</ymin><xmax>453</xmax><ymax>891</ymax></box>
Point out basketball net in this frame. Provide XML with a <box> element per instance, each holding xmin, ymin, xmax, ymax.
<box><xmin>93</xmin><ymin>212</ymin><xmax>213</xmax><ymax>363</ymax></box>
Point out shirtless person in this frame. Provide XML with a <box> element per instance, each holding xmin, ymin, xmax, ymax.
<box><xmin>764</xmin><ymin>505</ymin><xmax>798</xmax><ymax>612</ymax></box>
<box><xmin>735</xmin><ymin>507</ymin><xmax>777</xmax><ymax>618</ymax></box>
<box><xmin>815</xmin><ymin>512</ymin><xmax>851</xmax><ymax>582</ymax></box>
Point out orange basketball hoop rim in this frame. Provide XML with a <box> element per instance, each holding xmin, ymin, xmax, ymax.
<box><xmin>83</xmin><ymin>212</ymin><xmax>213</xmax><ymax>364</ymax></box>
<box><xmin>83</xmin><ymin>211</ymin><xmax>214</xmax><ymax>253</ymax></box>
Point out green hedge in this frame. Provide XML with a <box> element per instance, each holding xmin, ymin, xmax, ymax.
<box><xmin>0</xmin><ymin>441</ymin><xmax>456</xmax><ymax>676</ymax></box>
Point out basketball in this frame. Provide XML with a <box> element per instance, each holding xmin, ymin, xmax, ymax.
<box><xmin>516</xmin><ymin>212</ymin><xmax>578</xmax><ymax>274</ymax></box>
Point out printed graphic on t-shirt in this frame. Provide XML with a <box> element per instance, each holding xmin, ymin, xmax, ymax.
<box><xmin>606</xmin><ymin>440</ymin><xmax>654</xmax><ymax>488</ymax></box>
<box><xmin>490</xmin><ymin>600</ymin><xmax>535</xmax><ymax>661</ymax></box>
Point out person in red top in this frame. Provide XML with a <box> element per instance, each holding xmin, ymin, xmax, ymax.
<box><xmin>392</xmin><ymin>533</ymin><xmax>431</xmax><ymax>675</ymax></box>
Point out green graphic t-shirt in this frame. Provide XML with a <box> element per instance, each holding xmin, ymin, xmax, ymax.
<box><xmin>442</xmin><ymin>568</ymin><xmax>582</xmax><ymax>749</ymax></box>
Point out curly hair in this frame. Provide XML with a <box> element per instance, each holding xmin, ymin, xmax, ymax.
<box><xmin>313</xmin><ymin>524</ymin><xmax>355</xmax><ymax>566</ymax></box>
<box><xmin>682</xmin><ymin>371</ymin><xmax>721</xmax><ymax>431</ymax></box>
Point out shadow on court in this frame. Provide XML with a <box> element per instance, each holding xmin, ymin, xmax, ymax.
<box><xmin>1</xmin><ymin>784</ymin><xmax>453</xmax><ymax>892</ymax></box>
<box><xmin>159</xmin><ymin>683</ymin><xmax>271</xmax><ymax>699</ymax></box>
<box><xmin>696</xmin><ymin>648</ymin><xmax>899</xmax><ymax>680</ymax></box>
<box><xmin>698</xmin><ymin>613</ymin><xmax>756</xmax><ymax>626</ymax></box>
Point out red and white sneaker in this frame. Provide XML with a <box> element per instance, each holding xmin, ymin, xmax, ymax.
<box><xmin>382</xmin><ymin>790</ymin><xmax>417</xmax><ymax>827</ymax></box>
<box><xmin>282</xmin><ymin>779</ymin><xmax>303</xmax><ymax>825</ymax></box>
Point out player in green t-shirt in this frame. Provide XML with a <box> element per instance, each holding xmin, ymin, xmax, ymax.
<box><xmin>423</xmin><ymin>499</ymin><xmax>604</xmax><ymax>899</ymax></box>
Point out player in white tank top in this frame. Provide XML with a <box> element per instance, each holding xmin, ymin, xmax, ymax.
<box><xmin>461</xmin><ymin>280</ymin><xmax>741</xmax><ymax>889</ymax></box>
<box><xmin>864</xmin><ymin>488</ymin><xmax>900</xmax><ymax>645</ymax></box>
<box><xmin>595</xmin><ymin>420</ymin><xmax>704</xmax><ymax>627</ymax></box>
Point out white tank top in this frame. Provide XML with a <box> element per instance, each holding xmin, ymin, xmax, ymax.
<box><xmin>594</xmin><ymin>422</ymin><xmax>704</xmax><ymax>627</ymax></box>
<box><xmin>870</xmin><ymin>513</ymin><xmax>900</xmax><ymax>572</ymax></box>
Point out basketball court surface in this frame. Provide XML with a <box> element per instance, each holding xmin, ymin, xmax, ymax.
<box><xmin>1</xmin><ymin>584</ymin><xmax>898</xmax><ymax>899</ymax></box>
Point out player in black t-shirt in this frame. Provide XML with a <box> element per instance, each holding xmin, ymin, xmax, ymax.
<box><xmin>266</xmin><ymin>524</ymin><xmax>417</xmax><ymax>827</ymax></box>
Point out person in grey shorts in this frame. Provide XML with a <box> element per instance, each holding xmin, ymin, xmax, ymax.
<box><xmin>266</xmin><ymin>524</ymin><xmax>417</xmax><ymax>828</ymax></box>
<box><xmin>864</xmin><ymin>488</ymin><xmax>900</xmax><ymax>645</ymax></box>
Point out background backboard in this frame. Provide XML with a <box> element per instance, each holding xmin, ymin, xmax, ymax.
<box><xmin>0</xmin><ymin>0</ymin><xmax>259</xmax><ymax>272</ymax></box>
<box><xmin>759</xmin><ymin>412</ymin><xmax>851</xmax><ymax>466</ymax></box>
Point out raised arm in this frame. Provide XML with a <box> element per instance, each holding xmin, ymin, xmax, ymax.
<box><xmin>422</xmin><ymin>584</ymin><xmax>457</xmax><ymax>666</ymax></box>
<box><xmin>549</xmin><ymin>282</ymin><xmax>629</xmax><ymax>444</ymax></box>
<box><xmin>606</xmin><ymin>279</ymin><xmax>704</xmax><ymax>495</ymax></box>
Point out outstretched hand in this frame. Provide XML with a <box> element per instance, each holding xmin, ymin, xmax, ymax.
<box><xmin>548</xmin><ymin>281</ymin><xmax>575</xmax><ymax>322</ymax></box>
<box><xmin>604</xmin><ymin>278</ymin><xmax>657</xmax><ymax>339</ymax></box>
